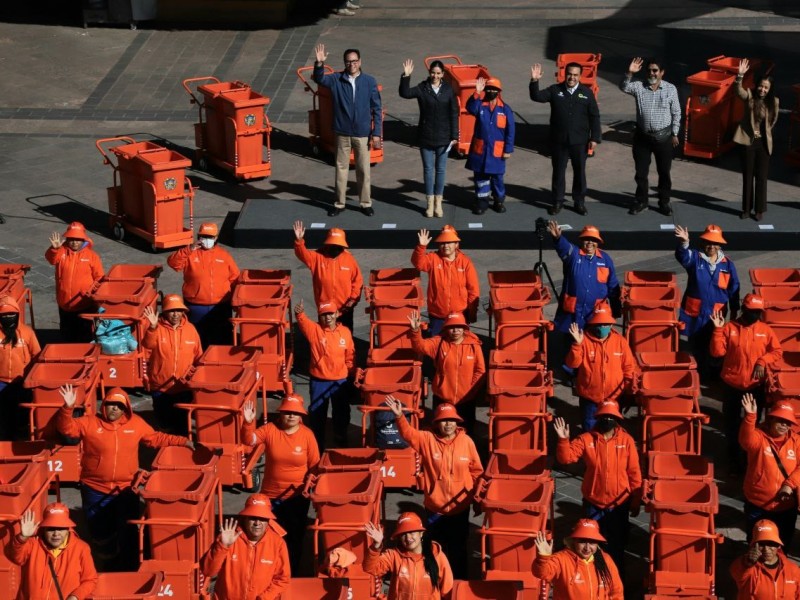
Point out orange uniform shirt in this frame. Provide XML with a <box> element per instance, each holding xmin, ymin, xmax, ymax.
<box><xmin>294</xmin><ymin>240</ymin><xmax>363</xmax><ymax>311</ymax></box>
<box><xmin>363</xmin><ymin>541</ymin><xmax>454</xmax><ymax>600</ymax></box>
<box><xmin>411</xmin><ymin>246</ymin><xmax>480</xmax><ymax>320</ymax></box>
<box><xmin>296</xmin><ymin>312</ymin><xmax>354</xmax><ymax>381</ymax></box>
<box><xmin>8</xmin><ymin>532</ymin><xmax>97</xmax><ymax>600</ymax></box>
<box><xmin>167</xmin><ymin>245</ymin><xmax>239</xmax><ymax>305</ymax></box>
<box><xmin>201</xmin><ymin>528</ymin><xmax>290</xmax><ymax>600</ymax></box>
<box><xmin>532</xmin><ymin>549</ymin><xmax>624</xmax><ymax>600</ymax></box>
<box><xmin>730</xmin><ymin>553</ymin><xmax>800</xmax><ymax>600</ymax></box>
<box><xmin>45</xmin><ymin>244</ymin><xmax>104</xmax><ymax>312</ymax></box>
<box><xmin>566</xmin><ymin>331</ymin><xmax>637</xmax><ymax>404</ymax></box>
<box><xmin>397</xmin><ymin>415</ymin><xmax>483</xmax><ymax>514</ymax></box>
<box><xmin>0</xmin><ymin>323</ymin><xmax>40</xmax><ymax>383</ymax></box>
<box><xmin>142</xmin><ymin>315</ymin><xmax>203</xmax><ymax>392</ymax></box>
<box><xmin>241</xmin><ymin>421</ymin><xmax>320</xmax><ymax>499</ymax></box>
<box><xmin>410</xmin><ymin>329</ymin><xmax>485</xmax><ymax>405</ymax></box>
<box><xmin>557</xmin><ymin>428</ymin><xmax>642</xmax><ymax>509</ymax></box>
<box><xmin>710</xmin><ymin>320</ymin><xmax>783</xmax><ymax>391</ymax></box>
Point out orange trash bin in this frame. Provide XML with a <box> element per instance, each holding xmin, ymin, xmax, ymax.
<box><xmin>306</xmin><ymin>470</ymin><xmax>383</xmax><ymax>524</ymax></box>
<box><xmin>0</xmin><ymin>263</ymin><xmax>34</xmax><ymax>327</ymax></box>
<box><xmin>90</xmin><ymin>571</ymin><xmax>165</xmax><ymax>600</ymax></box>
<box><xmin>452</xmin><ymin>579</ymin><xmax>525</xmax><ymax>599</ymax></box>
<box><xmin>557</xmin><ymin>53</ymin><xmax>602</xmax><ymax>99</ymax></box>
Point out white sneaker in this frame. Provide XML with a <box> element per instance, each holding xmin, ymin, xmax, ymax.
<box><xmin>345</xmin><ymin>1</ymin><xmax>361</xmax><ymax>8</ymax></box>
<box><xmin>334</xmin><ymin>7</ymin><xmax>356</xmax><ymax>15</ymax></box>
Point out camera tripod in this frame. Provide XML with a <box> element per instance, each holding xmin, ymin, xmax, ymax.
<box><xmin>534</xmin><ymin>227</ymin><xmax>557</xmax><ymax>299</ymax></box>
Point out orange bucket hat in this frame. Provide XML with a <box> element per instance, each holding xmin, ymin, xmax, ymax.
<box><xmin>434</xmin><ymin>225</ymin><xmax>460</xmax><ymax>243</ymax></box>
<box><xmin>162</xmin><ymin>294</ymin><xmax>189</xmax><ymax>313</ymax></box>
<box><xmin>595</xmin><ymin>400</ymin><xmax>623</xmax><ymax>420</ymax></box>
<box><xmin>768</xmin><ymin>402</ymin><xmax>798</xmax><ymax>425</ymax></box>
<box><xmin>323</xmin><ymin>228</ymin><xmax>349</xmax><ymax>248</ymax></box>
<box><xmin>578</xmin><ymin>225</ymin><xmax>603</xmax><ymax>244</ymax></box>
<box><xmin>485</xmin><ymin>78</ymin><xmax>503</xmax><ymax>91</ymax></box>
<box><xmin>392</xmin><ymin>512</ymin><xmax>426</xmax><ymax>538</ymax></box>
<box><xmin>63</xmin><ymin>222</ymin><xmax>89</xmax><ymax>241</ymax></box>
<box><xmin>569</xmin><ymin>518</ymin><xmax>606</xmax><ymax>542</ymax></box>
<box><xmin>277</xmin><ymin>393</ymin><xmax>308</xmax><ymax>416</ymax></box>
<box><xmin>442</xmin><ymin>313</ymin><xmax>468</xmax><ymax>330</ymax></box>
<box><xmin>239</xmin><ymin>494</ymin><xmax>276</xmax><ymax>520</ymax></box>
<box><xmin>698</xmin><ymin>224</ymin><xmax>726</xmax><ymax>245</ymax></box>
<box><xmin>587</xmin><ymin>302</ymin><xmax>616</xmax><ymax>325</ymax></box>
<box><xmin>40</xmin><ymin>503</ymin><xmax>77</xmax><ymax>529</ymax></box>
<box><xmin>752</xmin><ymin>519</ymin><xmax>783</xmax><ymax>546</ymax></box>
<box><xmin>432</xmin><ymin>402</ymin><xmax>463</xmax><ymax>423</ymax></box>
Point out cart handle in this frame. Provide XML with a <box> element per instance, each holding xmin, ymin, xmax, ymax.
<box><xmin>95</xmin><ymin>136</ymin><xmax>137</xmax><ymax>169</ymax></box>
<box><xmin>423</xmin><ymin>55</ymin><xmax>463</xmax><ymax>69</ymax></box>
<box><xmin>182</xmin><ymin>76</ymin><xmax>222</xmax><ymax>104</ymax></box>
<box><xmin>296</xmin><ymin>65</ymin><xmax>334</xmax><ymax>91</ymax></box>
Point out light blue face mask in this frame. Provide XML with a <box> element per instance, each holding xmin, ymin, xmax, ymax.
<box><xmin>591</xmin><ymin>325</ymin><xmax>612</xmax><ymax>339</ymax></box>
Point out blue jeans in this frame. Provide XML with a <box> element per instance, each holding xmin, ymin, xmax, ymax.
<box><xmin>579</xmin><ymin>397</ymin><xmax>600</xmax><ymax>433</ymax></box>
<box><xmin>81</xmin><ymin>485</ymin><xmax>140</xmax><ymax>570</ymax></box>
<box><xmin>309</xmin><ymin>377</ymin><xmax>351</xmax><ymax>451</ymax></box>
<box><xmin>420</xmin><ymin>146</ymin><xmax>449</xmax><ymax>196</ymax></box>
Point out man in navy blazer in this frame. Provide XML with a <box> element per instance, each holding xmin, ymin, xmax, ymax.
<box><xmin>313</xmin><ymin>44</ymin><xmax>383</xmax><ymax>217</ymax></box>
<box><xmin>530</xmin><ymin>62</ymin><xmax>601</xmax><ymax>216</ymax></box>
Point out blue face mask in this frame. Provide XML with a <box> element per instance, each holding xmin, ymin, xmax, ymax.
<box><xmin>590</xmin><ymin>325</ymin><xmax>612</xmax><ymax>339</ymax></box>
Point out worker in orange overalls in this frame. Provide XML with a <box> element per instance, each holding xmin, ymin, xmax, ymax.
<box><xmin>739</xmin><ymin>393</ymin><xmax>800</xmax><ymax>551</ymax></box>
<box><xmin>363</xmin><ymin>511</ymin><xmax>454</xmax><ymax>599</ymax></box>
<box><xmin>533</xmin><ymin>518</ymin><xmax>624</xmax><ymax>599</ymax></box>
<box><xmin>201</xmin><ymin>494</ymin><xmax>290</xmax><ymax>600</ymax></box>
<box><xmin>293</xmin><ymin>221</ymin><xmax>363</xmax><ymax>331</ymax></box>
<box><xmin>294</xmin><ymin>298</ymin><xmax>355</xmax><ymax>450</ymax></box>
<box><xmin>730</xmin><ymin>519</ymin><xmax>800</xmax><ymax>599</ymax></box>
<box><xmin>385</xmin><ymin>397</ymin><xmax>482</xmax><ymax>579</ymax></box>
<box><xmin>411</xmin><ymin>225</ymin><xmax>480</xmax><ymax>337</ymax></box>
<box><xmin>56</xmin><ymin>385</ymin><xmax>193</xmax><ymax>570</ymax></box>
<box><xmin>711</xmin><ymin>293</ymin><xmax>782</xmax><ymax>473</ymax></box>
<box><xmin>7</xmin><ymin>503</ymin><xmax>98</xmax><ymax>600</ymax></box>
<box><xmin>167</xmin><ymin>222</ymin><xmax>239</xmax><ymax>347</ymax></box>
<box><xmin>242</xmin><ymin>394</ymin><xmax>320</xmax><ymax>574</ymax></box>
<box><xmin>0</xmin><ymin>295</ymin><xmax>40</xmax><ymax>440</ymax></box>
<box><xmin>554</xmin><ymin>400</ymin><xmax>642</xmax><ymax>575</ymax></box>
<box><xmin>408</xmin><ymin>309</ymin><xmax>485</xmax><ymax>434</ymax></box>
<box><xmin>142</xmin><ymin>294</ymin><xmax>203</xmax><ymax>434</ymax></box>
<box><xmin>565</xmin><ymin>302</ymin><xmax>638</xmax><ymax>432</ymax></box>
<box><xmin>45</xmin><ymin>221</ymin><xmax>104</xmax><ymax>343</ymax></box>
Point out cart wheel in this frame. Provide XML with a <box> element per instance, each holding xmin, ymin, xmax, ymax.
<box><xmin>311</xmin><ymin>144</ymin><xmax>320</xmax><ymax>156</ymax></box>
<box><xmin>112</xmin><ymin>223</ymin><xmax>125</xmax><ymax>241</ymax></box>
<box><xmin>197</xmin><ymin>156</ymin><xmax>208</xmax><ymax>171</ymax></box>
<box><xmin>130</xmin><ymin>22</ymin><xmax>137</xmax><ymax>30</ymax></box>
<box><xmin>244</xmin><ymin>468</ymin><xmax>262</xmax><ymax>493</ymax></box>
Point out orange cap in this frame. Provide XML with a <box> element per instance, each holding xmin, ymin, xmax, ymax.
<box><xmin>162</xmin><ymin>294</ymin><xmax>189</xmax><ymax>313</ymax></box>
<box><xmin>752</xmin><ymin>519</ymin><xmax>783</xmax><ymax>545</ymax></box>
<box><xmin>432</xmin><ymin>402</ymin><xmax>463</xmax><ymax>423</ymax></box>
<box><xmin>39</xmin><ymin>503</ymin><xmax>77</xmax><ymax>529</ymax></box>
<box><xmin>277</xmin><ymin>393</ymin><xmax>308</xmax><ymax>416</ymax></box>
<box><xmin>743</xmin><ymin>294</ymin><xmax>765</xmax><ymax>311</ymax></box>
<box><xmin>595</xmin><ymin>400</ymin><xmax>623</xmax><ymax>420</ymax></box>
<box><xmin>569</xmin><ymin>518</ymin><xmax>606</xmax><ymax>542</ymax></box>
<box><xmin>578</xmin><ymin>225</ymin><xmax>603</xmax><ymax>244</ymax></box>
<box><xmin>198</xmin><ymin>222</ymin><xmax>219</xmax><ymax>237</ymax></box>
<box><xmin>239</xmin><ymin>494</ymin><xmax>276</xmax><ymax>520</ymax></box>
<box><xmin>434</xmin><ymin>225</ymin><xmax>460</xmax><ymax>243</ymax></box>
<box><xmin>317</xmin><ymin>301</ymin><xmax>337</xmax><ymax>315</ymax></box>
<box><xmin>768</xmin><ymin>403</ymin><xmax>798</xmax><ymax>425</ymax></box>
<box><xmin>0</xmin><ymin>295</ymin><xmax>21</xmax><ymax>315</ymax></box>
<box><xmin>485</xmin><ymin>78</ymin><xmax>502</xmax><ymax>91</ymax></box>
<box><xmin>63</xmin><ymin>221</ymin><xmax>89</xmax><ymax>241</ymax></box>
<box><xmin>104</xmin><ymin>387</ymin><xmax>129</xmax><ymax>405</ymax></box>
<box><xmin>324</xmin><ymin>228</ymin><xmax>349</xmax><ymax>248</ymax></box>
<box><xmin>587</xmin><ymin>302</ymin><xmax>616</xmax><ymax>325</ymax></box>
<box><xmin>392</xmin><ymin>512</ymin><xmax>426</xmax><ymax>538</ymax></box>
<box><xmin>699</xmin><ymin>224</ymin><xmax>726</xmax><ymax>245</ymax></box>
<box><xmin>442</xmin><ymin>313</ymin><xmax>468</xmax><ymax>330</ymax></box>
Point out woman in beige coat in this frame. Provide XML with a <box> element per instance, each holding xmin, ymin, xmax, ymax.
<box><xmin>733</xmin><ymin>58</ymin><xmax>779</xmax><ymax>221</ymax></box>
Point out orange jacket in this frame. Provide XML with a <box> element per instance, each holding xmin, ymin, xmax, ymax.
<box><xmin>296</xmin><ymin>312</ymin><xmax>355</xmax><ymax>381</ymax></box>
<box><xmin>167</xmin><ymin>245</ymin><xmax>239</xmax><ymax>305</ymax></box>
<box><xmin>566</xmin><ymin>331</ymin><xmax>637</xmax><ymax>403</ymax></box>
<box><xmin>45</xmin><ymin>244</ymin><xmax>103</xmax><ymax>311</ymax></box>
<box><xmin>363</xmin><ymin>541</ymin><xmax>454</xmax><ymax>600</ymax></box>
<box><xmin>710</xmin><ymin>320</ymin><xmax>783</xmax><ymax>391</ymax></box>
<box><xmin>557</xmin><ymin>429</ymin><xmax>642</xmax><ymax>509</ymax></box>
<box><xmin>532</xmin><ymin>549</ymin><xmax>624</xmax><ymax>600</ymax></box>
<box><xmin>294</xmin><ymin>240</ymin><xmax>363</xmax><ymax>311</ymax></box>
<box><xmin>142</xmin><ymin>314</ymin><xmax>203</xmax><ymax>392</ymax></box>
<box><xmin>411</xmin><ymin>246</ymin><xmax>480</xmax><ymax>320</ymax></box>
<box><xmin>410</xmin><ymin>329</ymin><xmax>485</xmax><ymax>405</ymax></box>
<box><xmin>7</xmin><ymin>531</ymin><xmax>97</xmax><ymax>600</ymax></box>
<box><xmin>739</xmin><ymin>412</ymin><xmax>800</xmax><ymax>511</ymax></box>
<box><xmin>0</xmin><ymin>297</ymin><xmax>40</xmax><ymax>382</ymax></box>
<box><xmin>397</xmin><ymin>414</ymin><xmax>483</xmax><ymax>514</ymax></box>
<box><xmin>55</xmin><ymin>395</ymin><xmax>189</xmax><ymax>493</ymax></box>
<box><xmin>730</xmin><ymin>553</ymin><xmax>800</xmax><ymax>600</ymax></box>
<box><xmin>241</xmin><ymin>421</ymin><xmax>320</xmax><ymax>499</ymax></box>
<box><xmin>201</xmin><ymin>526</ymin><xmax>290</xmax><ymax>600</ymax></box>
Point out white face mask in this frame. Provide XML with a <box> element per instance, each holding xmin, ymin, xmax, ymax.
<box><xmin>199</xmin><ymin>238</ymin><xmax>215</xmax><ymax>250</ymax></box>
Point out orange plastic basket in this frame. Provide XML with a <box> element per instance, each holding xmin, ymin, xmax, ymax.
<box><xmin>280</xmin><ymin>577</ymin><xmax>348</xmax><ymax>599</ymax></box>
<box><xmin>647</xmin><ymin>453</ymin><xmax>714</xmax><ymax>481</ymax></box>
<box><xmin>626</xmin><ymin>322</ymin><xmax>681</xmax><ymax>354</ymax></box>
<box><xmin>487</xmin><ymin>369</ymin><xmax>551</xmax><ymax>413</ymax></box>
<box><xmin>624</xmin><ymin>286</ymin><xmax>680</xmax><ymax>322</ymax></box>
<box><xmin>105</xmin><ymin>264</ymin><xmax>163</xmax><ymax>289</ymax></box>
<box><xmin>365</xmin><ymin>284</ymin><xmax>424</xmax><ymax>323</ymax></box>
<box><xmin>624</xmin><ymin>271</ymin><xmax>677</xmax><ymax>287</ymax></box>
<box><xmin>490</xmin><ymin>286</ymin><xmax>551</xmax><ymax>324</ymax></box>
<box><xmin>369</xmin><ymin>267</ymin><xmax>420</xmax><ymax>286</ymax></box>
<box><xmin>356</xmin><ymin>365</ymin><xmax>422</xmax><ymax>409</ymax></box>
<box><xmin>91</xmin><ymin>280</ymin><xmax>158</xmax><ymax>317</ymax></box>
<box><xmin>750</xmin><ymin>268</ymin><xmax>800</xmax><ymax>288</ymax></box>
<box><xmin>488</xmin><ymin>412</ymin><xmax>550</xmax><ymax>452</ymax></box>
<box><xmin>185</xmin><ymin>364</ymin><xmax>258</xmax><ymax>405</ymax></box>
<box><xmin>197</xmin><ymin>345</ymin><xmax>262</xmax><ymax>371</ymax></box>
<box><xmin>37</xmin><ymin>343</ymin><xmax>101</xmax><ymax>363</ymax></box>
<box><xmin>636</xmin><ymin>352</ymin><xmax>697</xmax><ymax>372</ymax></box>
<box><xmin>237</xmin><ymin>269</ymin><xmax>291</xmax><ymax>287</ymax></box>
<box><xmin>484</xmin><ymin>450</ymin><xmax>550</xmax><ymax>481</ymax></box>
<box><xmin>640</xmin><ymin>370</ymin><xmax>699</xmax><ymax>400</ymax></box>
<box><xmin>494</xmin><ymin>323</ymin><xmax>549</xmax><ymax>353</ymax></box>
<box><xmin>757</xmin><ymin>287</ymin><xmax>800</xmax><ymax>323</ymax></box>
<box><xmin>488</xmin><ymin>270</ymin><xmax>541</xmax><ymax>289</ymax></box>
<box><xmin>138</xmin><ymin>560</ymin><xmax>197</xmax><ymax>600</ymax></box>
<box><xmin>366</xmin><ymin>347</ymin><xmax>422</xmax><ymax>367</ymax></box>
<box><xmin>151</xmin><ymin>445</ymin><xmax>220</xmax><ymax>474</ymax></box>
<box><xmin>231</xmin><ymin>283</ymin><xmax>291</xmax><ymax>320</ymax></box>
<box><xmin>0</xmin><ymin>462</ymin><xmax>50</xmax><ymax>514</ymax></box>
<box><xmin>308</xmin><ymin>470</ymin><xmax>382</xmax><ymax>523</ymax></box>
<box><xmin>317</xmin><ymin>448</ymin><xmax>385</xmax><ymax>473</ymax></box>
<box><xmin>479</xmin><ymin>478</ymin><xmax>552</xmax><ymax>531</ymax></box>
<box><xmin>91</xmin><ymin>571</ymin><xmax>164</xmax><ymax>599</ymax></box>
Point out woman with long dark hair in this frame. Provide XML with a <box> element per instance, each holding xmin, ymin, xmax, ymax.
<box><xmin>733</xmin><ymin>58</ymin><xmax>779</xmax><ymax>221</ymax></box>
<box><xmin>363</xmin><ymin>512</ymin><xmax>454</xmax><ymax>599</ymax></box>
<box><xmin>532</xmin><ymin>519</ymin><xmax>624</xmax><ymax>599</ymax></box>
<box><xmin>399</xmin><ymin>58</ymin><xmax>459</xmax><ymax>218</ymax></box>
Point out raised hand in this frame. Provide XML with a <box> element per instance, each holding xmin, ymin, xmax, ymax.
<box><xmin>674</xmin><ymin>225</ymin><xmax>689</xmax><ymax>244</ymax></box>
<box><xmin>59</xmin><ymin>384</ymin><xmax>77</xmax><ymax>408</ymax></box>
<box><xmin>314</xmin><ymin>44</ymin><xmax>328</xmax><ymax>64</ymax></box>
<box><xmin>710</xmin><ymin>311</ymin><xmax>725</xmax><ymax>328</ymax></box>
<box><xmin>534</xmin><ymin>531</ymin><xmax>553</xmax><ymax>556</ymax></box>
<box><xmin>20</xmin><ymin>510</ymin><xmax>39</xmax><ymax>539</ymax></box>
<box><xmin>219</xmin><ymin>517</ymin><xmax>242</xmax><ymax>547</ymax></box>
<box><xmin>384</xmin><ymin>395</ymin><xmax>404</xmax><ymax>417</ymax></box>
<box><xmin>629</xmin><ymin>57</ymin><xmax>643</xmax><ymax>74</ymax></box>
<box><xmin>293</xmin><ymin>220</ymin><xmax>305</xmax><ymax>240</ymax></box>
<box><xmin>547</xmin><ymin>220</ymin><xmax>561</xmax><ymax>239</ymax></box>
<box><xmin>738</xmin><ymin>58</ymin><xmax>750</xmax><ymax>77</ymax></box>
<box><xmin>294</xmin><ymin>299</ymin><xmax>305</xmax><ymax>315</ymax></box>
<box><xmin>741</xmin><ymin>393</ymin><xmax>757</xmax><ymax>415</ymax></box>
<box><xmin>530</xmin><ymin>63</ymin><xmax>543</xmax><ymax>81</ymax></box>
<box><xmin>243</xmin><ymin>400</ymin><xmax>256</xmax><ymax>424</ymax></box>
<box><xmin>752</xmin><ymin>364</ymin><xmax>766</xmax><ymax>381</ymax></box>
<box><xmin>49</xmin><ymin>232</ymin><xmax>63</xmax><ymax>249</ymax></box>
<box><xmin>746</xmin><ymin>543</ymin><xmax>762</xmax><ymax>565</ymax></box>
<box><xmin>407</xmin><ymin>309</ymin><xmax>422</xmax><ymax>332</ymax></box>
<box><xmin>143</xmin><ymin>305</ymin><xmax>158</xmax><ymax>328</ymax></box>
<box><xmin>568</xmin><ymin>323</ymin><xmax>584</xmax><ymax>345</ymax></box>
<box><xmin>364</xmin><ymin>521</ymin><xmax>384</xmax><ymax>548</ymax></box>
<box><xmin>417</xmin><ymin>229</ymin><xmax>431</xmax><ymax>246</ymax></box>
<box><xmin>553</xmin><ymin>417</ymin><xmax>570</xmax><ymax>439</ymax></box>
<box><xmin>476</xmin><ymin>77</ymin><xmax>486</xmax><ymax>94</ymax></box>
<box><xmin>403</xmin><ymin>59</ymin><xmax>414</xmax><ymax>77</ymax></box>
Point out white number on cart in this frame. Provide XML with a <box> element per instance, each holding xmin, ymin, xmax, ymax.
<box><xmin>158</xmin><ymin>583</ymin><xmax>174</xmax><ymax>597</ymax></box>
<box><xmin>109</xmin><ymin>367</ymin><xmax>117</xmax><ymax>379</ymax></box>
<box><xmin>47</xmin><ymin>460</ymin><xmax>63</xmax><ymax>473</ymax></box>
<box><xmin>346</xmin><ymin>588</ymin><xmax>354</xmax><ymax>600</ymax></box>
<box><xmin>379</xmin><ymin>465</ymin><xmax>396</xmax><ymax>478</ymax></box>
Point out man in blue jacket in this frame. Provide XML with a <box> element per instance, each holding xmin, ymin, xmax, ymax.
<box><xmin>530</xmin><ymin>62</ymin><xmax>601</xmax><ymax>216</ymax></box>
<box><xmin>313</xmin><ymin>44</ymin><xmax>383</xmax><ymax>217</ymax></box>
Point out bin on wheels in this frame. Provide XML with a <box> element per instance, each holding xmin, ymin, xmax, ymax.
<box><xmin>97</xmin><ymin>136</ymin><xmax>194</xmax><ymax>251</ymax></box>
<box><xmin>182</xmin><ymin>77</ymin><xmax>272</xmax><ymax>181</ymax></box>
<box><xmin>0</xmin><ymin>264</ymin><xmax>35</xmax><ymax>327</ymax></box>
<box><xmin>90</xmin><ymin>571</ymin><xmax>165</xmax><ymax>600</ymax></box>
<box><xmin>296</xmin><ymin>65</ymin><xmax>384</xmax><ymax>166</ymax></box>
<box><xmin>557</xmin><ymin>53</ymin><xmax>602</xmax><ymax>99</ymax></box>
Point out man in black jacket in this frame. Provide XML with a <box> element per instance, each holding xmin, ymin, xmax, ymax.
<box><xmin>530</xmin><ymin>62</ymin><xmax>601</xmax><ymax>216</ymax></box>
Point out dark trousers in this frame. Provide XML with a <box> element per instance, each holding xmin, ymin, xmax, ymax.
<box><xmin>744</xmin><ymin>500</ymin><xmax>797</xmax><ymax>551</ymax></box>
<box><xmin>0</xmin><ymin>379</ymin><xmax>25</xmax><ymax>440</ymax></box>
<box><xmin>742</xmin><ymin>139</ymin><xmax>770</xmax><ymax>214</ymax></box>
<box><xmin>309</xmin><ymin>377</ymin><xmax>350</xmax><ymax>451</ymax></box>
<box><xmin>584</xmin><ymin>498</ymin><xmax>631</xmax><ymax>577</ymax></box>
<box><xmin>426</xmin><ymin>508</ymin><xmax>470</xmax><ymax>579</ymax></box>
<box><xmin>186</xmin><ymin>301</ymin><xmax>232</xmax><ymax>348</ymax></box>
<box><xmin>551</xmin><ymin>142</ymin><xmax>587</xmax><ymax>205</ymax></box>
<box><xmin>632</xmin><ymin>131</ymin><xmax>674</xmax><ymax>205</ymax></box>
<box><xmin>579</xmin><ymin>397</ymin><xmax>599</xmax><ymax>433</ymax></box>
<box><xmin>151</xmin><ymin>389</ymin><xmax>192</xmax><ymax>435</ymax></box>
<box><xmin>473</xmin><ymin>172</ymin><xmax>505</xmax><ymax>210</ymax></box>
<box><xmin>59</xmin><ymin>307</ymin><xmax>94</xmax><ymax>343</ymax></box>
<box><xmin>271</xmin><ymin>494</ymin><xmax>311</xmax><ymax>575</ymax></box>
<box><xmin>81</xmin><ymin>485</ymin><xmax>140</xmax><ymax>570</ymax></box>
<box><xmin>687</xmin><ymin>321</ymin><xmax>719</xmax><ymax>384</ymax></box>
<box><xmin>723</xmin><ymin>384</ymin><xmax>765</xmax><ymax>471</ymax></box>
<box><xmin>337</xmin><ymin>307</ymin><xmax>354</xmax><ymax>333</ymax></box>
